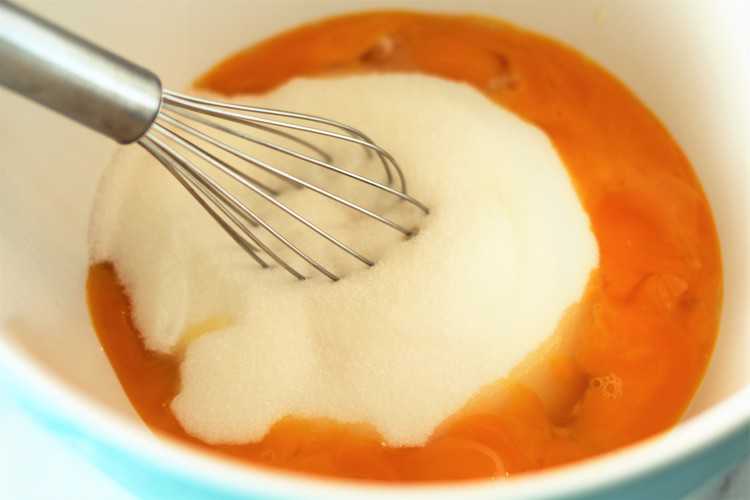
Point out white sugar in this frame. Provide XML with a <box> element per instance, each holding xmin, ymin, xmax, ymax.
<box><xmin>90</xmin><ymin>74</ymin><xmax>598</xmax><ymax>446</ymax></box>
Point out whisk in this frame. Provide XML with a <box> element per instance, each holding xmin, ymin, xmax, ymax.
<box><xmin>0</xmin><ymin>1</ymin><xmax>428</xmax><ymax>281</ymax></box>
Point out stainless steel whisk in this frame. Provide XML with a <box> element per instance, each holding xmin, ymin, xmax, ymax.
<box><xmin>0</xmin><ymin>1</ymin><xmax>428</xmax><ymax>281</ymax></box>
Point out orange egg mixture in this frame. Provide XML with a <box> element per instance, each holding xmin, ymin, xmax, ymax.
<box><xmin>87</xmin><ymin>11</ymin><xmax>722</xmax><ymax>482</ymax></box>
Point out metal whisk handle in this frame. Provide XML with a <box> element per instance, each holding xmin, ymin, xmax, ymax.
<box><xmin>0</xmin><ymin>0</ymin><xmax>162</xmax><ymax>144</ymax></box>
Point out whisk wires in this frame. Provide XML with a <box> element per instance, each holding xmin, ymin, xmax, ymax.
<box><xmin>138</xmin><ymin>91</ymin><xmax>428</xmax><ymax>282</ymax></box>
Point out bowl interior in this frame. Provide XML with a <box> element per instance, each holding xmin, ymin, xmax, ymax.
<box><xmin>0</xmin><ymin>0</ymin><xmax>748</xmax><ymax>486</ymax></box>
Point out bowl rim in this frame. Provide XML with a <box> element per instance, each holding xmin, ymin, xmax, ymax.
<box><xmin>0</xmin><ymin>334</ymin><xmax>748</xmax><ymax>499</ymax></box>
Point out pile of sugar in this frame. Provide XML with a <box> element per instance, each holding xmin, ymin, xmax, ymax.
<box><xmin>90</xmin><ymin>74</ymin><xmax>598</xmax><ymax>446</ymax></box>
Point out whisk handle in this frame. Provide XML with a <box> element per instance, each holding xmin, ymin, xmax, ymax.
<box><xmin>0</xmin><ymin>0</ymin><xmax>162</xmax><ymax>144</ymax></box>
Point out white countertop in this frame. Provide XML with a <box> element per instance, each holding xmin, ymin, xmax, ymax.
<box><xmin>0</xmin><ymin>392</ymin><xmax>747</xmax><ymax>500</ymax></box>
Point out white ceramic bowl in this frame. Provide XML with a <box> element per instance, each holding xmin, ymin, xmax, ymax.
<box><xmin>0</xmin><ymin>1</ymin><xmax>748</xmax><ymax>499</ymax></box>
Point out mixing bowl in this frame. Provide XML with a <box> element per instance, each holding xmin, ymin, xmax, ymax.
<box><xmin>0</xmin><ymin>1</ymin><xmax>748</xmax><ymax>499</ymax></box>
